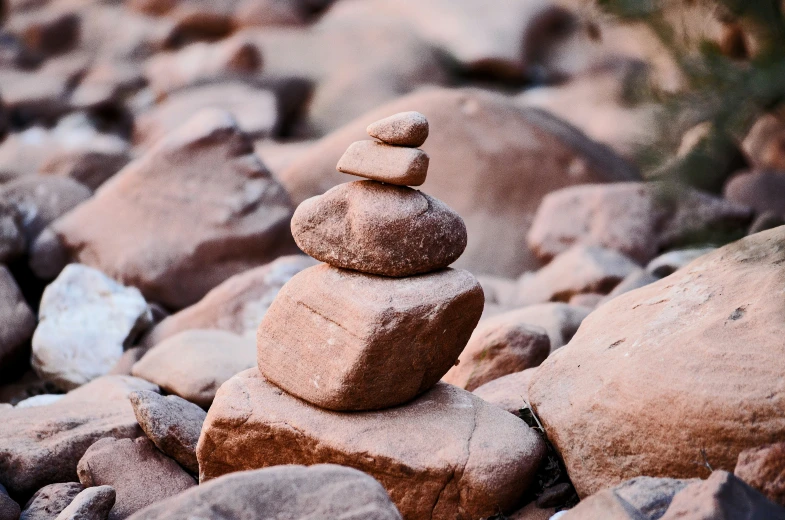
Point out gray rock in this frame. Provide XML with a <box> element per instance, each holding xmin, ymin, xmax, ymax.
<box><xmin>20</xmin><ymin>483</ymin><xmax>84</xmax><ymax>520</ymax></box>
<box><xmin>366</xmin><ymin>111</ymin><xmax>429</xmax><ymax>147</ymax></box>
<box><xmin>127</xmin><ymin>465</ymin><xmax>401</xmax><ymax>520</ymax></box>
<box><xmin>0</xmin><ymin>483</ymin><xmax>20</xmax><ymax>520</ymax></box>
<box><xmin>32</xmin><ymin>264</ymin><xmax>153</xmax><ymax>390</ymax></box>
<box><xmin>55</xmin><ymin>486</ymin><xmax>115</xmax><ymax>520</ymax></box>
<box><xmin>0</xmin><ymin>202</ymin><xmax>24</xmax><ymax>263</ymax></box>
<box><xmin>129</xmin><ymin>391</ymin><xmax>206</xmax><ymax>474</ymax></box>
<box><xmin>0</xmin><ymin>266</ymin><xmax>35</xmax><ymax>372</ymax></box>
<box><xmin>600</xmin><ymin>268</ymin><xmax>659</xmax><ymax>304</ymax></box>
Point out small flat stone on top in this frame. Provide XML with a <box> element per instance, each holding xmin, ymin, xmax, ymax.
<box><xmin>366</xmin><ymin>111</ymin><xmax>429</xmax><ymax>147</ymax></box>
<box><xmin>336</xmin><ymin>141</ymin><xmax>428</xmax><ymax>186</ymax></box>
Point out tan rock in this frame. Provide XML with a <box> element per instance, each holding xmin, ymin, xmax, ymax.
<box><xmin>472</xmin><ymin>368</ymin><xmax>537</xmax><ymax>415</ymax></box>
<box><xmin>367</xmin><ymin>111</ymin><xmax>429</xmax><ymax>147</ymax></box>
<box><xmin>141</xmin><ymin>255</ymin><xmax>316</xmax><ymax>347</ymax></box>
<box><xmin>132</xmin><ymin>329</ymin><xmax>256</xmax><ymax>408</ymax></box>
<box><xmin>258</xmin><ymin>264</ymin><xmax>483</xmax><ymax>410</ymax></box>
<box><xmin>529</xmin><ymin>228</ymin><xmax>785</xmax><ymax>497</ymax></box>
<box><xmin>568</xmin><ymin>292</ymin><xmax>604</xmax><ymax>309</ymax></box>
<box><xmin>50</xmin><ymin>109</ymin><xmax>295</xmax><ymax>309</ymax></box>
<box><xmin>0</xmin><ymin>200</ymin><xmax>25</xmax><ymax>262</ymax></box>
<box><xmin>77</xmin><ymin>437</ymin><xmax>196</xmax><ymax>520</ymax></box>
<box><xmin>280</xmin><ymin>88</ymin><xmax>638</xmax><ymax>277</ymax></box>
<box><xmin>528</xmin><ymin>182</ymin><xmax>752</xmax><ymax>264</ymax></box>
<box><xmin>292</xmin><ymin>181</ymin><xmax>466</xmax><ymax>277</ymax></box>
<box><xmin>197</xmin><ymin>369</ymin><xmax>546</xmax><ymax>520</ymax></box>
<box><xmin>443</xmin><ymin>317</ymin><xmax>549</xmax><ymax>391</ymax></box>
<box><xmin>336</xmin><ymin>140</ymin><xmax>429</xmax><ymax>186</ymax></box>
<box><xmin>126</xmin><ymin>464</ymin><xmax>401</xmax><ymax>520</ymax></box>
<box><xmin>735</xmin><ymin>443</ymin><xmax>785</xmax><ymax>506</ymax></box>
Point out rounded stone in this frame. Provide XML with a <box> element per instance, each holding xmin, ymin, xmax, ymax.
<box><xmin>366</xmin><ymin>111</ymin><xmax>429</xmax><ymax>147</ymax></box>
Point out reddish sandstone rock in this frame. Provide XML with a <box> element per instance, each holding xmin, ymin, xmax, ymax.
<box><xmin>258</xmin><ymin>264</ymin><xmax>483</xmax><ymax>410</ymax></box>
<box><xmin>442</xmin><ymin>316</ymin><xmax>549</xmax><ymax>391</ymax></box>
<box><xmin>735</xmin><ymin>443</ymin><xmax>785</xmax><ymax>506</ymax></box>
<box><xmin>280</xmin><ymin>88</ymin><xmax>638</xmax><ymax>277</ymax></box>
<box><xmin>49</xmin><ymin>109</ymin><xmax>295</xmax><ymax>309</ymax></box>
<box><xmin>724</xmin><ymin>170</ymin><xmax>785</xmax><ymax>219</ymax></box>
<box><xmin>367</xmin><ymin>111</ymin><xmax>429</xmax><ymax>147</ymax></box>
<box><xmin>529</xmin><ymin>227</ymin><xmax>785</xmax><ymax>497</ymax></box>
<box><xmin>197</xmin><ymin>369</ymin><xmax>545</xmax><ymax>520</ymax></box>
<box><xmin>528</xmin><ymin>182</ymin><xmax>752</xmax><ymax>264</ymax></box>
<box><xmin>472</xmin><ymin>368</ymin><xmax>537</xmax><ymax>415</ymax></box>
<box><xmin>0</xmin><ymin>266</ymin><xmax>35</xmax><ymax>372</ymax></box>
<box><xmin>336</xmin><ymin>141</ymin><xmax>429</xmax><ymax>186</ymax></box>
<box><xmin>292</xmin><ymin>181</ymin><xmax>466</xmax><ymax>277</ymax></box>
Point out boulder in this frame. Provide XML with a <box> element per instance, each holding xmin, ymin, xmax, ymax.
<box><xmin>516</xmin><ymin>245</ymin><xmax>639</xmax><ymax>306</ymax></box>
<box><xmin>129</xmin><ymin>390</ymin><xmax>206</xmax><ymax>474</ymax></box>
<box><xmin>291</xmin><ymin>181</ymin><xmax>466</xmax><ymax>277</ymax></box>
<box><xmin>528</xmin><ymin>182</ymin><xmax>752</xmax><ymax>264</ymax></box>
<box><xmin>660</xmin><ymin>471</ymin><xmax>785</xmax><ymax>519</ymax></box>
<box><xmin>472</xmin><ymin>368</ymin><xmax>537</xmax><ymax>415</ymax></box>
<box><xmin>724</xmin><ymin>170</ymin><xmax>785</xmax><ymax>219</ymax></box>
<box><xmin>55</xmin><ymin>486</ymin><xmax>115</xmax><ymax>520</ymax></box>
<box><xmin>132</xmin><ymin>330</ymin><xmax>256</xmax><ymax>408</ymax></box>
<box><xmin>0</xmin><ymin>266</ymin><xmax>35</xmax><ymax>372</ymax></box>
<box><xmin>58</xmin><ymin>376</ymin><xmax>160</xmax><ymax>406</ymax></box>
<box><xmin>77</xmin><ymin>437</ymin><xmax>196</xmax><ymax>520</ymax></box>
<box><xmin>127</xmin><ymin>465</ymin><xmax>401</xmax><ymax>520</ymax></box>
<box><xmin>20</xmin><ymin>483</ymin><xmax>84</xmax><ymax>520</ymax></box>
<box><xmin>529</xmin><ymin>227</ymin><xmax>785</xmax><ymax>496</ymax></box>
<box><xmin>257</xmin><ymin>264</ymin><xmax>484</xmax><ymax>410</ymax></box>
<box><xmin>279</xmin><ymin>88</ymin><xmax>638</xmax><ymax>277</ymax></box>
<box><xmin>367</xmin><ymin>111</ymin><xmax>429</xmax><ymax>147</ymax></box>
<box><xmin>560</xmin><ymin>476</ymin><xmax>695</xmax><ymax>520</ymax></box>
<box><xmin>0</xmin><ymin>402</ymin><xmax>141</xmax><ymax>497</ymax></box>
<box><xmin>197</xmin><ymin>369</ymin><xmax>546</xmax><ymax>520</ymax></box>
<box><xmin>336</xmin><ymin>141</ymin><xmax>429</xmax><ymax>186</ymax></box>
<box><xmin>141</xmin><ymin>255</ymin><xmax>316</xmax><ymax>347</ymax></box>
<box><xmin>484</xmin><ymin>303</ymin><xmax>589</xmax><ymax>351</ymax></box>
<box><xmin>735</xmin><ymin>443</ymin><xmax>785</xmax><ymax>506</ymax></box>
<box><xmin>49</xmin><ymin>109</ymin><xmax>295</xmax><ymax>309</ymax></box>
<box><xmin>442</xmin><ymin>317</ymin><xmax>549</xmax><ymax>391</ymax></box>
<box><xmin>32</xmin><ymin>264</ymin><xmax>153</xmax><ymax>390</ymax></box>
<box><xmin>0</xmin><ymin>483</ymin><xmax>19</xmax><ymax>520</ymax></box>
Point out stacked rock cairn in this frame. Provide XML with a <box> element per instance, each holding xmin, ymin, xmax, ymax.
<box><xmin>257</xmin><ymin>111</ymin><xmax>485</xmax><ymax>410</ymax></box>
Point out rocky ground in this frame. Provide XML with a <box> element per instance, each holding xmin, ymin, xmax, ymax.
<box><xmin>0</xmin><ymin>0</ymin><xmax>784</xmax><ymax>519</ymax></box>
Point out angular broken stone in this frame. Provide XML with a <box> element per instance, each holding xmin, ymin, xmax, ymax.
<box><xmin>129</xmin><ymin>390</ymin><xmax>206</xmax><ymax>474</ymax></box>
<box><xmin>54</xmin><ymin>486</ymin><xmax>116</xmax><ymax>520</ymax></box>
<box><xmin>336</xmin><ymin>141</ymin><xmax>429</xmax><ymax>186</ymax></box>
<box><xmin>292</xmin><ymin>181</ymin><xmax>466</xmax><ymax>277</ymax></box>
<box><xmin>32</xmin><ymin>264</ymin><xmax>153</xmax><ymax>390</ymax></box>
<box><xmin>366</xmin><ymin>111</ymin><xmax>429</xmax><ymax>147</ymax></box>
<box><xmin>126</xmin><ymin>465</ymin><xmax>402</xmax><ymax>520</ymax></box>
<box><xmin>197</xmin><ymin>369</ymin><xmax>545</xmax><ymax>520</ymax></box>
<box><xmin>257</xmin><ymin>264</ymin><xmax>484</xmax><ymax>410</ymax></box>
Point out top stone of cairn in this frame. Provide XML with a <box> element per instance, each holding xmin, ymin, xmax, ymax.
<box><xmin>366</xmin><ymin>111</ymin><xmax>429</xmax><ymax>147</ymax></box>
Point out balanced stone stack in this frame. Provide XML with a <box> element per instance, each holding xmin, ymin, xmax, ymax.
<box><xmin>197</xmin><ymin>113</ymin><xmax>547</xmax><ymax>520</ymax></box>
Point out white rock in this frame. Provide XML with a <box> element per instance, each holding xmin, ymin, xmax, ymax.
<box><xmin>15</xmin><ymin>394</ymin><xmax>64</xmax><ymax>408</ymax></box>
<box><xmin>32</xmin><ymin>264</ymin><xmax>153</xmax><ymax>390</ymax></box>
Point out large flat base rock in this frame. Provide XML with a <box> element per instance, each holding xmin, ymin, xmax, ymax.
<box><xmin>197</xmin><ymin>369</ymin><xmax>545</xmax><ymax>520</ymax></box>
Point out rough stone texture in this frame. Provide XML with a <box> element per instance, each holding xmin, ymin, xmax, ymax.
<box><xmin>20</xmin><ymin>483</ymin><xmax>84</xmax><ymax>520</ymax></box>
<box><xmin>336</xmin><ymin>141</ymin><xmax>429</xmax><ymax>186</ymax></box>
<box><xmin>0</xmin><ymin>202</ymin><xmax>25</xmax><ymax>263</ymax></box>
<box><xmin>32</xmin><ymin>264</ymin><xmax>153</xmax><ymax>390</ymax></box>
<box><xmin>127</xmin><ymin>465</ymin><xmax>401</xmax><ymax>520</ymax></box>
<box><xmin>0</xmin><ymin>402</ymin><xmax>141</xmax><ymax>497</ymax></box>
<box><xmin>442</xmin><ymin>317</ymin><xmax>549</xmax><ymax>391</ymax></box>
<box><xmin>129</xmin><ymin>390</ymin><xmax>206</xmax><ymax>474</ymax></box>
<box><xmin>257</xmin><ymin>264</ymin><xmax>484</xmax><ymax>411</ymax></box>
<box><xmin>279</xmin><ymin>88</ymin><xmax>639</xmax><ymax>278</ymax></box>
<box><xmin>292</xmin><ymin>181</ymin><xmax>466</xmax><ymax>277</ymax></box>
<box><xmin>50</xmin><ymin>109</ymin><xmax>295</xmax><ymax>309</ymax></box>
<box><xmin>528</xmin><ymin>182</ymin><xmax>752</xmax><ymax>264</ymax></box>
<box><xmin>55</xmin><ymin>486</ymin><xmax>115</xmax><ymax>520</ymax></box>
<box><xmin>735</xmin><ymin>443</ymin><xmax>785</xmax><ymax>506</ymax></box>
<box><xmin>646</xmin><ymin>248</ymin><xmax>716</xmax><ymax>278</ymax></box>
<box><xmin>560</xmin><ymin>477</ymin><xmax>695</xmax><ymax>520</ymax></box>
<box><xmin>132</xmin><ymin>329</ymin><xmax>256</xmax><ymax>408</ymax></box>
<box><xmin>0</xmin><ymin>483</ymin><xmax>19</xmax><ymax>520</ymax></box>
<box><xmin>0</xmin><ymin>266</ymin><xmax>35</xmax><ymax>372</ymax></box>
<box><xmin>0</xmin><ymin>176</ymin><xmax>92</xmax><ymax>244</ymax></box>
<box><xmin>77</xmin><ymin>437</ymin><xmax>196</xmax><ymax>520</ymax></box>
<box><xmin>367</xmin><ymin>111</ymin><xmax>429</xmax><ymax>147</ymax></box>
<box><xmin>724</xmin><ymin>170</ymin><xmax>785</xmax><ymax>219</ymax></box>
<box><xmin>197</xmin><ymin>369</ymin><xmax>546</xmax><ymax>520</ymax></box>
<box><xmin>472</xmin><ymin>368</ymin><xmax>537</xmax><ymax>415</ymax></box>
<box><xmin>141</xmin><ymin>255</ymin><xmax>316</xmax><ymax>347</ymax></box>
<box><xmin>485</xmin><ymin>303</ymin><xmax>590</xmax><ymax>352</ymax></box>
<box><xmin>660</xmin><ymin>471</ymin><xmax>785</xmax><ymax>519</ymax></box>
<box><xmin>58</xmin><ymin>376</ymin><xmax>160</xmax><ymax>406</ymax></box>
<box><xmin>516</xmin><ymin>245</ymin><xmax>639</xmax><ymax>306</ymax></box>
<box><xmin>529</xmin><ymin>227</ymin><xmax>785</xmax><ymax>497</ymax></box>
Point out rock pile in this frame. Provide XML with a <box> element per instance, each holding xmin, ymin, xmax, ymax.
<box><xmin>198</xmin><ymin>112</ymin><xmax>546</xmax><ymax>519</ymax></box>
